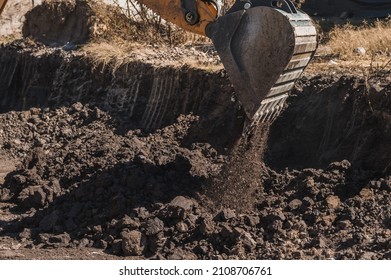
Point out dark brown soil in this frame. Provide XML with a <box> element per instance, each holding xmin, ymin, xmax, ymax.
<box><xmin>1</xmin><ymin>39</ymin><xmax>391</xmax><ymax>260</ymax></box>
<box><xmin>1</xmin><ymin>1</ymin><xmax>391</xmax><ymax>260</ymax></box>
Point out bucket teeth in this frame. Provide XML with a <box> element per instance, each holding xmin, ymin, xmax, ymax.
<box><xmin>254</xmin><ymin>93</ymin><xmax>289</xmax><ymax>123</ymax></box>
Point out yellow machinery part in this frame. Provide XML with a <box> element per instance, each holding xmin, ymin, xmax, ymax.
<box><xmin>137</xmin><ymin>0</ymin><xmax>218</xmax><ymax>36</ymax></box>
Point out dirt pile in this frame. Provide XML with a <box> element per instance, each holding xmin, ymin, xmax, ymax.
<box><xmin>0</xmin><ymin>105</ymin><xmax>223</xmax><ymax>259</ymax></box>
<box><xmin>1</xmin><ymin>0</ymin><xmax>391</xmax><ymax>260</ymax></box>
<box><xmin>22</xmin><ymin>0</ymin><xmax>133</xmax><ymax>45</ymax></box>
<box><xmin>1</xmin><ymin>68</ymin><xmax>391</xmax><ymax>259</ymax></box>
<box><xmin>0</xmin><ymin>0</ymin><xmax>41</xmax><ymax>37</ymax></box>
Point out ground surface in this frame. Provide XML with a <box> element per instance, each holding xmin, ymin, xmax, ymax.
<box><xmin>1</xmin><ymin>0</ymin><xmax>391</xmax><ymax>260</ymax></box>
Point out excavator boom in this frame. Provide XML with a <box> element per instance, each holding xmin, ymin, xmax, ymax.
<box><xmin>136</xmin><ymin>0</ymin><xmax>220</xmax><ymax>36</ymax></box>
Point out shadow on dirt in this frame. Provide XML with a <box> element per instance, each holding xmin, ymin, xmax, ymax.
<box><xmin>266</xmin><ymin>76</ymin><xmax>391</xmax><ymax>175</ymax></box>
<box><xmin>2</xmin><ymin>154</ymin><xmax>205</xmax><ymax>253</ymax></box>
<box><xmin>0</xmin><ymin>43</ymin><xmax>247</xmax><ymax>157</ymax></box>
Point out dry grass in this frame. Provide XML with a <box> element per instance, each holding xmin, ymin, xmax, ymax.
<box><xmin>311</xmin><ymin>18</ymin><xmax>391</xmax><ymax>76</ymax></box>
<box><xmin>82</xmin><ymin>41</ymin><xmax>135</xmax><ymax>72</ymax></box>
<box><xmin>81</xmin><ymin>40</ymin><xmax>222</xmax><ymax>75</ymax></box>
<box><xmin>0</xmin><ymin>33</ymin><xmax>20</xmax><ymax>44</ymax></box>
<box><xmin>324</xmin><ymin>18</ymin><xmax>391</xmax><ymax>59</ymax></box>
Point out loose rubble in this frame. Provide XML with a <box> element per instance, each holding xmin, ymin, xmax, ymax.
<box><xmin>1</xmin><ymin>0</ymin><xmax>391</xmax><ymax>260</ymax></box>
<box><xmin>1</xmin><ymin>75</ymin><xmax>391</xmax><ymax>259</ymax></box>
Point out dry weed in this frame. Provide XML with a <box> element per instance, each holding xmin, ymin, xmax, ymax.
<box><xmin>325</xmin><ymin>18</ymin><xmax>391</xmax><ymax>59</ymax></box>
<box><xmin>82</xmin><ymin>41</ymin><xmax>140</xmax><ymax>73</ymax></box>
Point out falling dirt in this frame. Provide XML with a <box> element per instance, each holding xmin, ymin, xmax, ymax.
<box><xmin>204</xmin><ymin>124</ymin><xmax>270</xmax><ymax>212</ymax></box>
<box><xmin>1</xmin><ymin>0</ymin><xmax>391</xmax><ymax>260</ymax></box>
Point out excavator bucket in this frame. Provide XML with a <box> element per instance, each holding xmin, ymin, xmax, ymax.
<box><xmin>135</xmin><ymin>0</ymin><xmax>316</xmax><ymax>123</ymax></box>
<box><xmin>206</xmin><ymin>3</ymin><xmax>317</xmax><ymax>123</ymax></box>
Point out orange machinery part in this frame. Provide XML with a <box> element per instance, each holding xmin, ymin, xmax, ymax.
<box><xmin>137</xmin><ymin>0</ymin><xmax>218</xmax><ymax>36</ymax></box>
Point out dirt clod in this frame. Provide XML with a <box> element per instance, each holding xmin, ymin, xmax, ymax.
<box><xmin>326</xmin><ymin>196</ymin><xmax>341</xmax><ymax>209</ymax></box>
<box><xmin>121</xmin><ymin>229</ymin><xmax>144</xmax><ymax>256</ymax></box>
